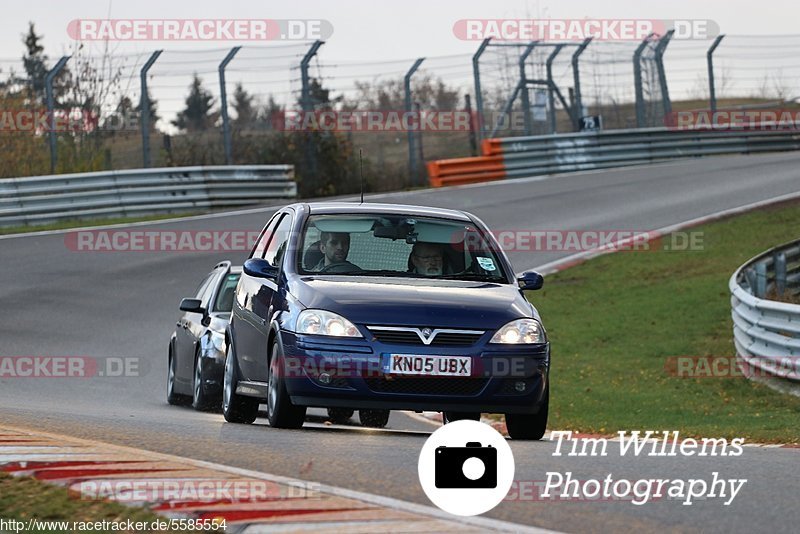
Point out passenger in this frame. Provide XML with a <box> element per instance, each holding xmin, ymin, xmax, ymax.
<box><xmin>409</xmin><ymin>242</ymin><xmax>446</xmax><ymax>276</ymax></box>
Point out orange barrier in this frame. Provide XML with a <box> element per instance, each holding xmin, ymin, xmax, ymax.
<box><xmin>426</xmin><ymin>154</ymin><xmax>506</xmax><ymax>188</ymax></box>
<box><xmin>481</xmin><ymin>138</ymin><xmax>504</xmax><ymax>156</ymax></box>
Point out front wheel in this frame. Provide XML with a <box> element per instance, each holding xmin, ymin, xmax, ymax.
<box><xmin>167</xmin><ymin>345</ymin><xmax>190</xmax><ymax>406</ymax></box>
<box><xmin>267</xmin><ymin>341</ymin><xmax>307</xmax><ymax>429</ymax></box>
<box><xmin>222</xmin><ymin>345</ymin><xmax>259</xmax><ymax>424</ymax></box>
<box><xmin>505</xmin><ymin>387</ymin><xmax>549</xmax><ymax>440</ymax></box>
<box><xmin>192</xmin><ymin>352</ymin><xmax>217</xmax><ymax>412</ymax></box>
<box><xmin>359</xmin><ymin>409</ymin><xmax>390</xmax><ymax>428</ymax></box>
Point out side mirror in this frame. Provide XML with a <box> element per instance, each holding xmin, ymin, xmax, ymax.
<box><xmin>517</xmin><ymin>271</ymin><xmax>544</xmax><ymax>291</ymax></box>
<box><xmin>244</xmin><ymin>258</ymin><xmax>279</xmax><ymax>280</ymax></box>
<box><xmin>179</xmin><ymin>298</ymin><xmax>205</xmax><ymax>314</ymax></box>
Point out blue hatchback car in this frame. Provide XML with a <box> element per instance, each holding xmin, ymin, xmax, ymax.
<box><xmin>223</xmin><ymin>202</ymin><xmax>550</xmax><ymax>439</ymax></box>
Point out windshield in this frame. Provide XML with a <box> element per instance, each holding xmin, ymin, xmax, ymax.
<box><xmin>213</xmin><ymin>273</ymin><xmax>241</xmax><ymax>312</ymax></box>
<box><xmin>296</xmin><ymin>214</ymin><xmax>508</xmax><ymax>282</ymax></box>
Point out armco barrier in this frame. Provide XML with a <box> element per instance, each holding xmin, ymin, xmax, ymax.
<box><xmin>0</xmin><ymin>165</ymin><xmax>296</xmax><ymax>227</ymax></box>
<box><xmin>427</xmin><ymin>127</ymin><xmax>800</xmax><ymax>187</ymax></box>
<box><xmin>730</xmin><ymin>239</ymin><xmax>800</xmax><ymax>396</ymax></box>
<box><xmin>426</xmin><ymin>155</ymin><xmax>505</xmax><ymax>188</ymax></box>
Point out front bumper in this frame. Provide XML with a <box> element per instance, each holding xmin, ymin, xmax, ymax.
<box><xmin>279</xmin><ymin>331</ymin><xmax>549</xmax><ymax>414</ymax></box>
<box><xmin>199</xmin><ymin>346</ymin><xmax>226</xmax><ymax>396</ymax></box>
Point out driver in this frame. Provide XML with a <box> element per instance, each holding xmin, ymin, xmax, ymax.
<box><xmin>312</xmin><ymin>232</ymin><xmax>354</xmax><ymax>271</ymax></box>
<box><xmin>409</xmin><ymin>242</ymin><xmax>446</xmax><ymax>276</ymax></box>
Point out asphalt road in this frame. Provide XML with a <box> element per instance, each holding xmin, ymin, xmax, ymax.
<box><xmin>1</xmin><ymin>152</ymin><xmax>799</xmax><ymax>532</ymax></box>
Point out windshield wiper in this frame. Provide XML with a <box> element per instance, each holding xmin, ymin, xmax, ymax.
<box><xmin>437</xmin><ymin>273</ymin><xmax>506</xmax><ymax>282</ymax></box>
<box><xmin>312</xmin><ymin>270</ymin><xmax>422</xmax><ymax>278</ymax></box>
<box><xmin>361</xmin><ymin>270</ymin><xmax>425</xmax><ymax>278</ymax></box>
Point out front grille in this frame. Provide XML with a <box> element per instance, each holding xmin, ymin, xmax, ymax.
<box><xmin>368</xmin><ymin>327</ymin><xmax>484</xmax><ymax>347</ymax></box>
<box><xmin>429</xmin><ymin>333</ymin><xmax>483</xmax><ymax>346</ymax></box>
<box><xmin>369</xmin><ymin>330</ymin><xmax>421</xmax><ymax>344</ymax></box>
<box><xmin>364</xmin><ymin>377</ymin><xmax>487</xmax><ymax>396</ymax></box>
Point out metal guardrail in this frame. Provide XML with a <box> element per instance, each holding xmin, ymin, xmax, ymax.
<box><xmin>0</xmin><ymin>165</ymin><xmax>296</xmax><ymax>227</ymax></box>
<box><xmin>486</xmin><ymin>127</ymin><xmax>800</xmax><ymax>178</ymax></box>
<box><xmin>427</xmin><ymin>127</ymin><xmax>800</xmax><ymax>187</ymax></box>
<box><xmin>729</xmin><ymin>239</ymin><xmax>800</xmax><ymax>395</ymax></box>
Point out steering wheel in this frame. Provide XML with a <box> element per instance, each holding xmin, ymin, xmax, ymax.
<box><xmin>318</xmin><ymin>261</ymin><xmax>361</xmax><ymax>273</ymax></box>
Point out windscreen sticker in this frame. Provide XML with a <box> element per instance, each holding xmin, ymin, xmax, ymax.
<box><xmin>477</xmin><ymin>257</ymin><xmax>497</xmax><ymax>271</ymax></box>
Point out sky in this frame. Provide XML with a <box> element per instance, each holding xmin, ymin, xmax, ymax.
<box><xmin>1</xmin><ymin>0</ymin><xmax>797</xmax><ymax>129</ymax></box>
<box><xmin>2</xmin><ymin>0</ymin><xmax>798</xmax><ymax>63</ymax></box>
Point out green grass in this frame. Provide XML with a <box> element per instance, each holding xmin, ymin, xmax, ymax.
<box><xmin>0</xmin><ymin>472</ymin><xmax>203</xmax><ymax>533</ymax></box>
<box><xmin>0</xmin><ymin>213</ymin><xmax>203</xmax><ymax>236</ymax></box>
<box><xmin>527</xmin><ymin>201</ymin><xmax>800</xmax><ymax>443</ymax></box>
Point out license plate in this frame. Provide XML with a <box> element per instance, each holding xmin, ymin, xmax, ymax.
<box><xmin>385</xmin><ymin>354</ymin><xmax>472</xmax><ymax>376</ymax></box>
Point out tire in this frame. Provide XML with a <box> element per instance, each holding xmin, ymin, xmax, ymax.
<box><xmin>505</xmin><ymin>387</ymin><xmax>549</xmax><ymax>440</ymax></box>
<box><xmin>443</xmin><ymin>411</ymin><xmax>481</xmax><ymax>424</ymax></box>
<box><xmin>327</xmin><ymin>407</ymin><xmax>355</xmax><ymax>424</ymax></box>
<box><xmin>267</xmin><ymin>341</ymin><xmax>307</xmax><ymax>429</ymax></box>
<box><xmin>192</xmin><ymin>351</ymin><xmax>218</xmax><ymax>412</ymax></box>
<box><xmin>359</xmin><ymin>409</ymin><xmax>390</xmax><ymax>428</ymax></box>
<box><xmin>167</xmin><ymin>344</ymin><xmax>191</xmax><ymax>406</ymax></box>
<box><xmin>222</xmin><ymin>344</ymin><xmax>259</xmax><ymax>424</ymax></box>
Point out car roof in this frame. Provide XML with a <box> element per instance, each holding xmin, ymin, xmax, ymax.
<box><xmin>300</xmin><ymin>202</ymin><xmax>473</xmax><ymax>222</ymax></box>
<box><xmin>211</xmin><ymin>261</ymin><xmax>242</xmax><ymax>276</ymax></box>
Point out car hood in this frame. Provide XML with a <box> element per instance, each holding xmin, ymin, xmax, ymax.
<box><xmin>291</xmin><ymin>276</ymin><xmax>534</xmax><ymax>329</ymax></box>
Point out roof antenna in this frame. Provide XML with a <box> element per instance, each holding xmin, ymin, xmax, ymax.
<box><xmin>359</xmin><ymin>148</ymin><xmax>365</xmax><ymax>204</ymax></box>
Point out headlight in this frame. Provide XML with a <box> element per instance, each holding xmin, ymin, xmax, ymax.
<box><xmin>490</xmin><ymin>319</ymin><xmax>545</xmax><ymax>344</ymax></box>
<box><xmin>296</xmin><ymin>309</ymin><xmax>362</xmax><ymax>338</ymax></box>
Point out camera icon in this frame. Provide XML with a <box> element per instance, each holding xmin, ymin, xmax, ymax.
<box><xmin>434</xmin><ymin>441</ymin><xmax>497</xmax><ymax>489</ymax></box>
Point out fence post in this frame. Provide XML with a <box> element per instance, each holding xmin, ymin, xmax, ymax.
<box><xmin>654</xmin><ymin>30</ymin><xmax>674</xmax><ymax>120</ymax></box>
<box><xmin>300</xmin><ymin>40</ymin><xmax>324</xmax><ymax>187</ymax></box>
<box><xmin>472</xmin><ymin>38</ymin><xmax>491</xmax><ymax>142</ymax></box>
<box><xmin>404</xmin><ymin>58</ymin><xmax>425</xmax><ymax>186</ymax></box>
<box><xmin>219</xmin><ymin>46</ymin><xmax>242</xmax><ymax>165</ymax></box>
<box><xmin>140</xmin><ymin>50</ymin><xmax>162</xmax><ymax>168</ymax></box>
<box><xmin>571</xmin><ymin>38</ymin><xmax>592</xmax><ymax>130</ymax></box>
<box><xmin>633</xmin><ymin>34</ymin><xmax>654</xmax><ymax>128</ymax></box>
<box><xmin>754</xmin><ymin>262</ymin><xmax>767</xmax><ymax>298</ymax></box>
<box><xmin>774</xmin><ymin>252</ymin><xmax>787</xmax><ymax>297</ymax></box>
<box><xmin>707</xmin><ymin>34</ymin><xmax>725</xmax><ymax>113</ymax></box>
<box><xmin>45</xmin><ymin>56</ymin><xmax>70</xmax><ymax>174</ymax></box>
<box><xmin>415</xmin><ymin>101</ymin><xmax>425</xmax><ymax>180</ymax></box>
<box><xmin>546</xmin><ymin>44</ymin><xmax>564</xmax><ymax>134</ymax></box>
<box><xmin>465</xmin><ymin>93</ymin><xmax>477</xmax><ymax>156</ymax></box>
<box><xmin>519</xmin><ymin>42</ymin><xmax>537</xmax><ymax>136</ymax></box>
<box><xmin>300</xmin><ymin>41</ymin><xmax>324</xmax><ymax>112</ymax></box>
